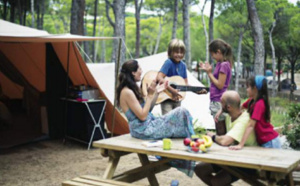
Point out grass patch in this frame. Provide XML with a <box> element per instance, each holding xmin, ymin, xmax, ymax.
<box><xmin>271</xmin><ymin>110</ymin><xmax>287</xmax><ymax>127</ymax></box>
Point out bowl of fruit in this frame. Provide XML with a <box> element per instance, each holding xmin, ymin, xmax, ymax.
<box><xmin>183</xmin><ymin>135</ymin><xmax>212</xmax><ymax>153</ymax></box>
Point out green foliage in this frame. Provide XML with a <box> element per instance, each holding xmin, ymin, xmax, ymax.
<box><xmin>270</xmin><ymin>110</ymin><xmax>286</xmax><ymax>127</ymax></box>
<box><xmin>200</xmin><ymin>78</ymin><xmax>209</xmax><ymax>87</ymax></box>
<box><xmin>194</xmin><ymin>126</ymin><xmax>207</xmax><ymax>136</ymax></box>
<box><xmin>290</xmin><ymin>14</ymin><xmax>300</xmax><ymax>44</ymax></box>
<box><xmin>193</xmin><ymin>119</ymin><xmax>207</xmax><ymax>136</ymax></box>
<box><xmin>282</xmin><ymin>103</ymin><xmax>300</xmax><ymax>149</ymax></box>
<box><xmin>285</xmin><ymin>124</ymin><xmax>300</xmax><ymax>150</ymax></box>
<box><xmin>270</xmin><ymin>97</ymin><xmax>289</xmax><ymax>108</ymax></box>
<box><xmin>287</xmin><ymin>103</ymin><xmax>300</xmax><ymax>120</ymax></box>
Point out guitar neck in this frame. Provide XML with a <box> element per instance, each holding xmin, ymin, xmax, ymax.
<box><xmin>174</xmin><ymin>85</ymin><xmax>209</xmax><ymax>93</ymax></box>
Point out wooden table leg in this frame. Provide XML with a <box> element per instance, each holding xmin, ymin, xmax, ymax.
<box><xmin>103</xmin><ymin>156</ymin><xmax>120</xmax><ymax>179</ymax></box>
<box><xmin>219</xmin><ymin>165</ymin><xmax>266</xmax><ymax>186</ymax></box>
<box><xmin>285</xmin><ymin>172</ymin><xmax>294</xmax><ymax>186</ymax></box>
<box><xmin>138</xmin><ymin>154</ymin><xmax>159</xmax><ymax>186</ymax></box>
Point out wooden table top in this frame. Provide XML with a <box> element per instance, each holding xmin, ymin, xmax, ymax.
<box><xmin>93</xmin><ymin>134</ymin><xmax>300</xmax><ymax>174</ymax></box>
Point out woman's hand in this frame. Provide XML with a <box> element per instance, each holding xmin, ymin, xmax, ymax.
<box><xmin>199</xmin><ymin>62</ymin><xmax>212</xmax><ymax>74</ymax></box>
<box><xmin>147</xmin><ymin>80</ymin><xmax>157</xmax><ymax>97</ymax></box>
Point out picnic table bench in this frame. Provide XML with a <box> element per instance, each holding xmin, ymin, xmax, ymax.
<box><xmin>93</xmin><ymin>134</ymin><xmax>300</xmax><ymax>186</ymax></box>
<box><xmin>62</xmin><ymin>175</ymin><xmax>142</xmax><ymax>186</ymax></box>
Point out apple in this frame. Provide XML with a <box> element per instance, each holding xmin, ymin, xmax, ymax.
<box><xmin>183</xmin><ymin>138</ymin><xmax>191</xmax><ymax>146</ymax></box>
<box><xmin>200</xmin><ymin>144</ymin><xmax>207</xmax><ymax>153</ymax></box>
<box><xmin>190</xmin><ymin>141</ymin><xmax>196</xmax><ymax>147</ymax></box>
<box><xmin>191</xmin><ymin>146</ymin><xmax>199</xmax><ymax>152</ymax></box>
<box><xmin>196</xmin><ymin>139</ymin><xmax>205</xmax><ymax>146</ymax></box>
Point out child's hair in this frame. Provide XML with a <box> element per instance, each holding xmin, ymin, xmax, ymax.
<box><xmin>246</xmin><ymin>76</ymin><xmax>270</xmax><ymax>122</ymax></box>
<box><xmin>116</xmin><ymin>59</ymin><xmax>143</xmax><ymax>106</ymax></box>
<box><xmin>209</xmin><ymin>39</ymin><xmax>233</xmax><ymax>68</ymax></box>
<box><xmin>167</xmin><ymin>39</ymin><xmax>186</xmax><ymax>57</ymax></box>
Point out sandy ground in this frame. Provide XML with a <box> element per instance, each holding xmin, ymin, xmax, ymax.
<box><xmin>4</xmin><ymin>72</ymin><xmax>299</xmax><ymax>186</ymax></box>
<box><xmin>0</xmin><ymin>138</ymin><xmax>248</xmax><ymax>186</ymax></box>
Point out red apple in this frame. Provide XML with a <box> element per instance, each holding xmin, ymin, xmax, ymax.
<box><xmin>191</xmin><ymin>146</ymin><xmax>199</xmax><ymax>152</ymax></box>
<box><xmin>190</xmin><ymin>141</ymin><xmax>197</xmax><ymax>147</ymax></box>
<box><xmin>196</xmin><ymin>139</ymin><xmax>205</xmax><ymax>146</ymax></box>
<box><xmin>183</xmin><ymin>138</ymin><xmax>191</xmax><ymax>146</ymax></box>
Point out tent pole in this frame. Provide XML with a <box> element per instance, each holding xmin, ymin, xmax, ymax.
<box><xmin>111</xmin><ymin>37</ymin><xmax>122</xmax><ymax>137</ymax></box>
<box><xmin>63</xmin><ymin>42</ymin><xmax>71</xmax><ymax>142</ymax></box>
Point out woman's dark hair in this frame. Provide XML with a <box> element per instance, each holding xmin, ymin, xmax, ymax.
<box><xmin>246</xmin><ymin>76</ymin><xmax>270</xmax><ymax>122</ymax></box>
<box><xmin>209</xmin><ymin>39</ymin><xmax>233</xmax><ymax>68</ymax></box>
<box><xmin>116</xmin><ymin>60</ymin><xmax>143</xmax><ymax>106</ymax></box>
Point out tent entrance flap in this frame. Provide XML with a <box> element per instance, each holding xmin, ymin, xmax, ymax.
<box><xmin>46</xmin><ymin>43</ymin><xmax>73</xmax><ymax>139</ymax></box>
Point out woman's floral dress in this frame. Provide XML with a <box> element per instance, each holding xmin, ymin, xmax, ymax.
<box><xmin>125</xmin><ymin>106</ymin><xmax>195</xmax><ymax>139</ymax></box>
<box><xmin>125</xmin><ymin>105</ymin><xmax>196</xmax><ymax>177</ymax></box>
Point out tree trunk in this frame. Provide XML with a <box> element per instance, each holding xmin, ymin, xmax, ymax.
<box><xmin>35</xmin><ymin>0</ymin><xmax>44</xmax><ymax>29</ymax></box>
<box><xmin>31</xmin><ymin>0</ymin><xmax>35</xmax><ymax>28</ymax></box>
<box><xmin>100</xmin><ymin>13</ymin><xmax>106</xmax><ymax>63</ymax></box>
<box><xmin>201</xmin><ymin>0</ymin><xmax>208</xmax><ymax>62</ymax></box>
<box><xmin>277</xmin><ymin>56</ymin><xmax>282</xmax><ymax>91</ymax></box>
<box><xmin>2</xmin><ymin>0</ymin><xmax>8</xmax><ymax>20</ymax></box>
<box><xmin>172</xmin><ymin>0</ymin><xmax>178</xmax><ymax>39</ymax></box>
<box><xmin>287</xmin><ymin>46</ymin><xmax>300</xmax><ymax>94</ymax></box>
<box><xmin>37</xmin><ymin>1</ymin><xmax>40</xmax><ymax>29</ymax></box>
<box><xmin>235</xmin><ymin>28</ymin><xmax>244</xmax><ymax>92</ymax></box>
<box><xmin>183</xmin><ymin>0</ymin><xmax>191</xmax><ymax>69</ymax></box>
<box><xmin>70</xmin><ymin>0</ymin><xmax>85</xmax><ymax>36</ymax></box>
<box><xmin>113</xmin><ymin>0</ymin><xmax>126</xmax><ymax>65</ymax></box>
<box><xmin>135</xmin><ymin>0</ymin><xmax>143</xmax><ymax>58</ymax></box>
<box><xmin>101</xmin><ymin>40</ymin><xmax>106</xmax><ymax>63</ymax></box>
<box><xmin>154</xmin><ymin>16</ymin><xmax>162</xmax><ymax>54</ymax></box>
<box><xmin>23</xmin><ymin>0</ymin><xmax>28</xmax><ymax>26</ymax></box>
<box><xmin>17</xmin><ymin>0</ymin><xmax>22</xmax><ymax>24</ymax></box>
<box><xmin>209</xmin><ymin>0</ymin><xmax>215</xmax><ymax>64</ymax></box>
<box><xmin>92</xmin><ymin>0</ymin><xmax>99</xmax><ymax>62</ymax></box>
<box><xmin>269</xmin><ymin>19</ymin><xmax>277</xmax><ymax>97</ymax></box>
<box><xmin>41</xmin><ymin>0</ymin><xmax>45</xmax><ymax>29</ymax></box>
<box><xmin>105</xmin><ymin>0</ymin><xmax>115</xmax><ymax>62</ymax></box>
<box><xmin>9</xmin><ymin>0</ymin><xmax>15</xmax><ymax>23</ymax></box>
<box><xmin>246</xmin><ymin>0</ymin><xmax>265</xmax><ymax>75</ymax></box>
<box><xmin>83</xmin><ymin>15</ymin><xmax>90</xmax><ymax>62</ymax></box>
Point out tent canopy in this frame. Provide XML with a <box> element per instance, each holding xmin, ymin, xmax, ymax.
<box><xmin>0</xmin><ymin>19</ymin><xmax>127</xmax><ymax>148</ymax></box>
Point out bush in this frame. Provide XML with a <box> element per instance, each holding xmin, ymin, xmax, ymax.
<box><xmin>287</xmin><ymin>103</ymin><xmax>300</xmax><ymax>121</ymax></box>
<box><xmin>282</xmin><ymin>103</ymin><xmax>300</xmax><ymax>150</ymax></box>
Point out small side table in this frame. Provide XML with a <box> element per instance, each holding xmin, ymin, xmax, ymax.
<box><xmin>62</xmin><ymin>98</ymin><xmax>106</xmax><ymax>150</ymax></box>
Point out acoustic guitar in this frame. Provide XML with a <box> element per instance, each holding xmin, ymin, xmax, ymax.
<box><xmin>141</xmin><ymin>70</ymin><xmax>209</xmax><ymax>104</ymax></box>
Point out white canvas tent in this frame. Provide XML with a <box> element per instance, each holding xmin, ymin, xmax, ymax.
<box><xmin>88</xmin><ymin>52</ymin><xmax>215</xmax><ymax>129</ymax></box>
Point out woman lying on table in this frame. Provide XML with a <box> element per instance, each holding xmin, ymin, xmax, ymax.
<box><xmin>116</xmin><ymin>59</ymin><xmax>195</xmax><ymax>139</ymax></box>
<box><xmin>116</xmin><ymin>59</ymin><xmax>196</xmax><ymax>177</ymax></box>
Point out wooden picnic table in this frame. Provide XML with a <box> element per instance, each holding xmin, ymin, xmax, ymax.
<box><xmin>93</xmin><ymin>134</ymin><xmax>300</xmax><ymax>186</ymax></box>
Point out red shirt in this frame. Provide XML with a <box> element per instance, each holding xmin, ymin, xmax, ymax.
<box><xmin>242</xmin><ymin>98</ymin><xmax>278</xmax><ymax>145</ymax></box>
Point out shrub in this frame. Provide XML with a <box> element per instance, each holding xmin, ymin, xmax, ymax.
<box><xmin>282</xmin><ymin>103</ymin><xmax>300</xmax><ymax>150</ymax></box>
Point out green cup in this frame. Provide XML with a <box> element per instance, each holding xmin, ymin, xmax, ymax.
<box><xmin>163</xmin><ymin>138</ymin><xmax>172</xmax><ymax>150</ymax></box>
